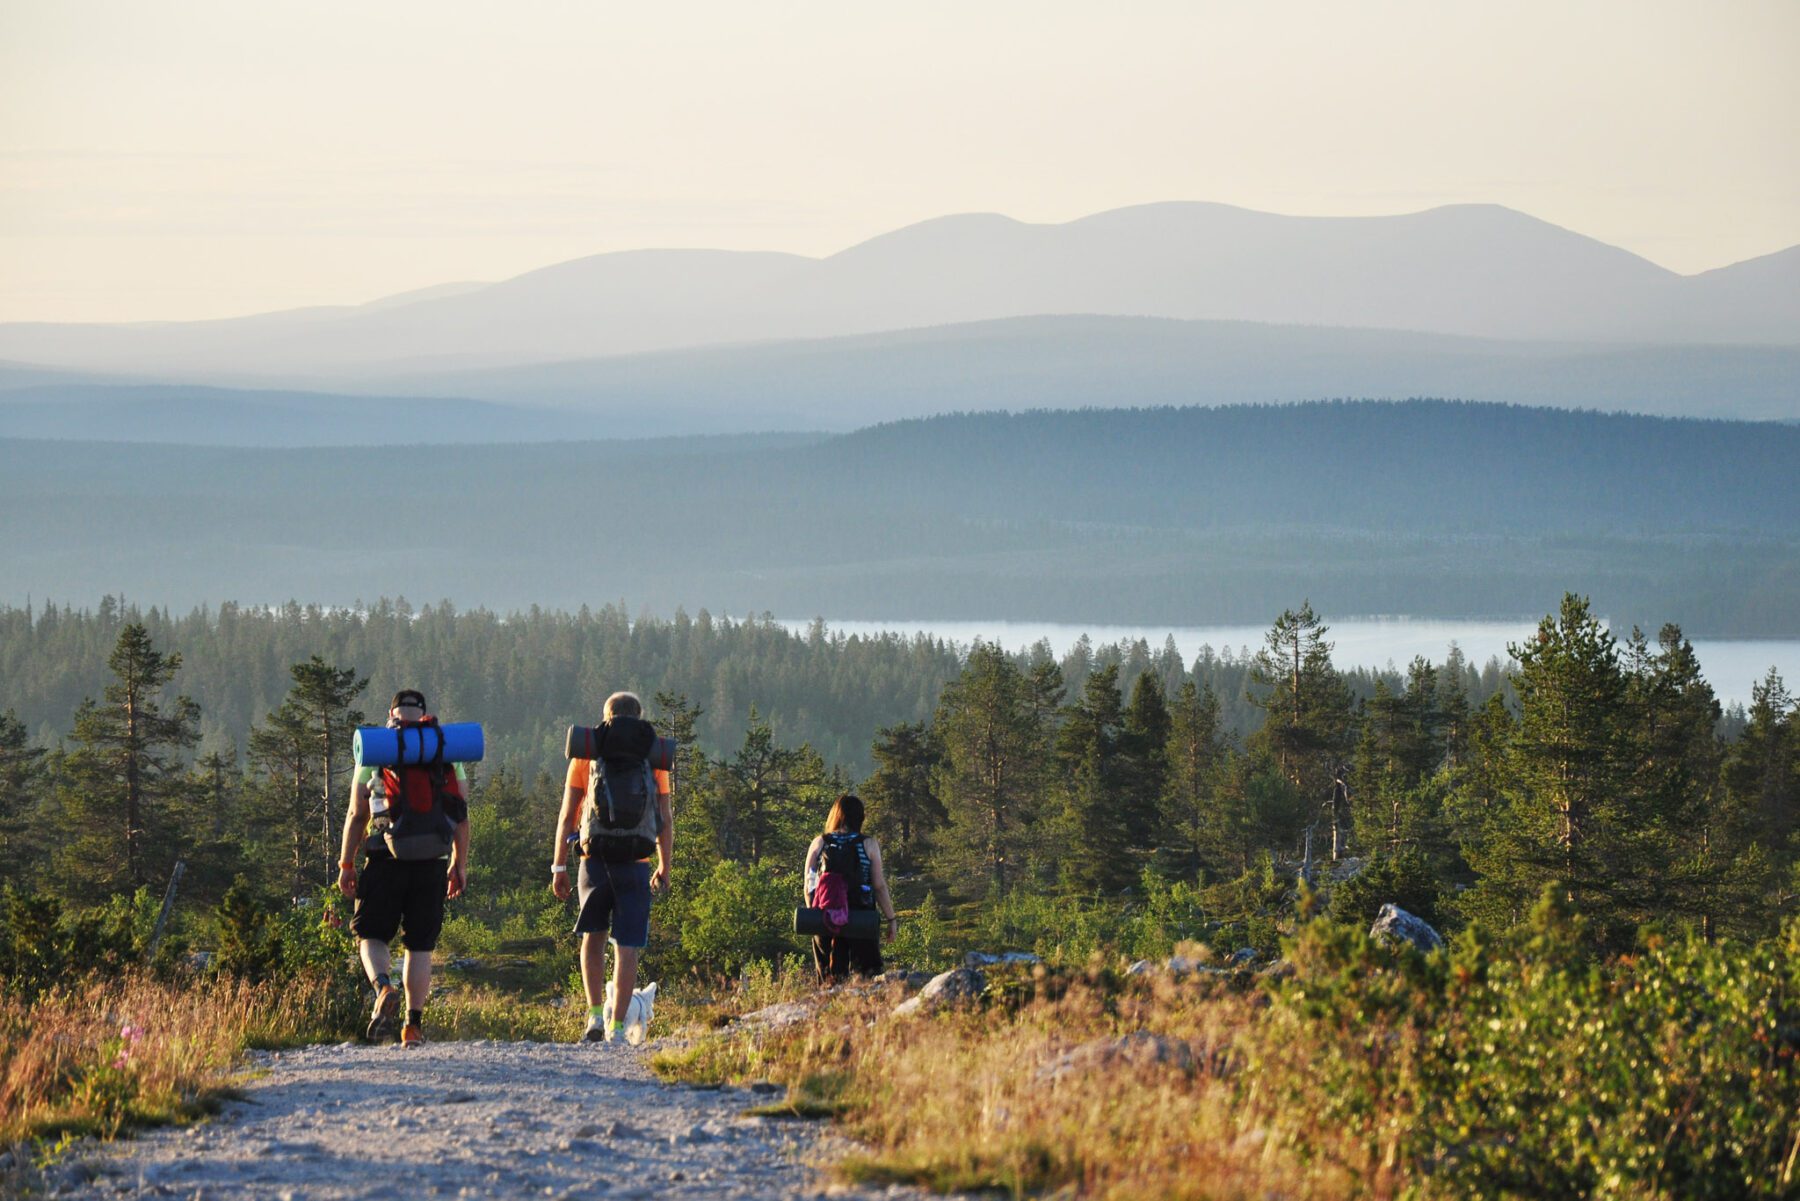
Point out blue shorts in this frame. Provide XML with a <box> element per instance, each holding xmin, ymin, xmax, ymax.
<box><xmin>574</xmin><ymin>859</ymin><xmax>651</xmax><ymax>948</ymax></box>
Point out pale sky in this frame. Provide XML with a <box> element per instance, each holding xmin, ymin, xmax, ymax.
<box><xmin>2</xmin><ymin>0</ymin><xmax>1796</xmax><ymax>324</ymax></box>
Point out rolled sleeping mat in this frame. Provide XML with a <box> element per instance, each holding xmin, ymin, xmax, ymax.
<box><xmin>566</xmin><ymin>725</ymin><xmax>676</xmax><ymax>769</ymax></box>
<box><xmin>792</xmin><ymin>907</ymin><xmax>882</xmax><ymax>940</ymax></box>
<box><xmin>354</xmin><ymin>722</ymin><xmax>485</xmax><ymax>767</ymax></box>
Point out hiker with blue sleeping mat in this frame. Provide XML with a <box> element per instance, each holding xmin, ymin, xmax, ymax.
<box><xmin>336</xmin><ymin>688</ymin><xmax>477</xmax><ymax>1047</ymax></box>
<box><xmin>551</xmin><ymin>690</ymin><xmax>675</xmax><ymax>1045</ymax></box>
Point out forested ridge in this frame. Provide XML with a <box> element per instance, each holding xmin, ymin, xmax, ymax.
<box><xmin>5</xmin><ymin>400</ymin><xmax>1798</xmax><ymax>632</ymax></box>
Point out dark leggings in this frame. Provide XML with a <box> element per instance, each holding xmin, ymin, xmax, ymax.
<box><xmin>813</xmin><ymin>933</ymin><xmax>882</xmax><ymax>982</ymax></box>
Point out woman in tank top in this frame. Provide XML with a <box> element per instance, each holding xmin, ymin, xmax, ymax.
<box><xmin>802</xmin><ymin>794</ymin><xmax>898</xmax><ymax>982</ymax></box>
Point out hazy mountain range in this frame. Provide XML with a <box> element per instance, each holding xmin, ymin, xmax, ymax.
<box><xmin>0</xmin><ymin>202</ymin><xmax>1794</xmax><ymax>441</ymax></box>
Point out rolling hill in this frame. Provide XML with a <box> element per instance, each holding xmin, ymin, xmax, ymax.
<box><xmin>3</xmin><ymin>401</ymin><xmax>1795</xmax><ymax>635</ymax></box>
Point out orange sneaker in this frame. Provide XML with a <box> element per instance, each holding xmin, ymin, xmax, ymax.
<box><xmin>400</xmin><ymin>1022</ymin><xmax>425</xmax><ymax>1047</ymax></box>
<box><xmin>365</xmin><ymin>985</ymin><xmax>402</xmax><ymax>1043</ymax></box>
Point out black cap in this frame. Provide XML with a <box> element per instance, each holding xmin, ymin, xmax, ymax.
<box><xmin>391</xmin><ymin>689</ymin><xmax>426</xmax><ymax>711</ymax></box>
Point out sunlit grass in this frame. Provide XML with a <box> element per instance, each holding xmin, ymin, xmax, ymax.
<box><xmin>0</xmin><ymin>970</ymin><xmax>353</xmax><ymax>1148</ymax></box>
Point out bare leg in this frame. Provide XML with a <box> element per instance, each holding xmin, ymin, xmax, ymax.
<box><xmin>359</xmin><ymin>939</ymin><xmax>392</xmax><ymax>985</ymax></box>
<box><xmin>581</xmin><ymin>933</ymin><xmax>607</xmax><ymax>1008</ymax></box>
<box><xmin>403</xmin><ymin>949</ymin><xmax>432</xmax><ymax>1014</ymax></box>
<box><xmin>611</xmin><ymin>943</ymin><xmax>640</xmax><ymax>1027</ymax></box>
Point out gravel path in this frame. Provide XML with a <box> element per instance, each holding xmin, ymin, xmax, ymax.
<box><xmin>52</xmin><ymin>1040</ymin><xmax>931</xmax><ymax>1201</ymax></box>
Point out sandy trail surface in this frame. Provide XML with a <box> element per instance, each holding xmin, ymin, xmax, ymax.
<box><xmin>55</xmin><ymin>1040</ymin><xmax>928</xmax><ymax>1200</ymax></box>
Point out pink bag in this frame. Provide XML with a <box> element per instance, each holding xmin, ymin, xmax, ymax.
<box><xmin>811</xmin><ymin>872</ymin><xmax>851</xmax><ymax>933</ymax></box>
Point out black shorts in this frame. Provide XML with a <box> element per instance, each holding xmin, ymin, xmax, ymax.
<box><xmin>350</xmin><ymin>855</ymin><xmax>447</xmax><ymax>952</ymax></box>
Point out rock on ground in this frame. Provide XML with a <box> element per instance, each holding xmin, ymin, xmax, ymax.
<box><xmin>1036</xmin><ymin>1031</ymin><xmax>1198</xmax><ymax>1083</ymax></box>
<box><xmin>891</xmin><ymin>967</ymin><xmax>985</xmax><ymax>1018</ymax></box>
<box><xmin>53</xmin><ymin>1040</ymin><xmax>942</xmax><ymax>1201</ymax></box>
<box><xmin>1370</xmin><ymin>903</ymin><xmax>1445</xmax><ymax>953</ymax></box>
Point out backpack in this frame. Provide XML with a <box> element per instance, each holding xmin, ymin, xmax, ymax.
<box><xmin>817</xmin><ymin>833</ymin><xmax>874</xmax><ymax>913</ymax></box>
<box><xmin>581</xmin><ymin>716</ymin><xmax>662</xmax><ymax>864</ymax></box>
<box><xmin>376</xmin><ymin>717</ymin><xmax>461</xmax><ymax>860</ymax></box>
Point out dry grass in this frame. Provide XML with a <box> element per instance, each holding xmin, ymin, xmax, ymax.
<box><xmin>652</xmin><ymin>968</ymin><xmax>1388</xmax><ymax>1200</ymax></box>
<box><xmin>0</xmin><ymin>970</ymin><xmax>352</xmax><ymax>1149</ymax></box>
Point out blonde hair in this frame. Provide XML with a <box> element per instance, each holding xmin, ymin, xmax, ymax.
<box><xmin>603</xmin><ymin>691</ymin><xmax>643</xmax><ymax>720</ymax></box>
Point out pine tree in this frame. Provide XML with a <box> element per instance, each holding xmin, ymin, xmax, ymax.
<box><xmin>1721</xmin><ymin>669</ymin><xmax>1800</xmax><ymax>927</ymax></box>
<box><xmin>1160</xmin><ymin>680</ymin><xmax>1230</xmax><ymax>875</ymax></box>
<box><xmin>862</xmin><ymin>720</ymin><xmax>945</xmax><ymax>872</ymax></box>
<box><xmin>248</xmin><ymin>699</ymin><xmax>317</xmax><ymax>896</ymax></box>
<box><xmin>1054</xmin><ymin>665</ymin><xmax>1130</xmax><ymax>894</ymax></box>
<box><xmin>931</xmin><ymin>642</ymin><xmax>1048</xmax><ymax>896</ymax></box>
<box><xmin>54</xmin><ymin>624</ymin><xmax>201</xmax><ymax>894</ymax></box>
<box><xmin>1350</xmin><ymin>658</ymin><xmax>1445</xmax><ymax>858</ymax></box>
<box><xmin>711</xmin><ymin>708</ymin><xmax>828</xmax><ymax>866</ymax></box>
<box><xmin>1120</xmin><ymin>671</ymin><xmax>1172</xmax><ymax>847</ymax></box>
<box><xmin>1249</xmin><ymin>603</ymin><xmax>1354</xmax><ymax>857</ymax></box>
<box><xmin>0</xmin><ymin>710</ymin><xmax>47</xmax><ymax>883</ymax></box>
<box><xmin>284</xmin><ymin>656</ymin><xmax>367</xmax><ymax>887</ymax></box>
<box><xmin>1460</xmin><ymin>595</ymin><xmax>1634</xmax><ymax>944</ymax></box>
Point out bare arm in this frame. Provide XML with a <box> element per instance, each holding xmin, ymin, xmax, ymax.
<box><xmin>651</xmin><ymin>788</ymin><xmax>674</xmax><ymax>892</ymax></box>
<box><xmin>447</xmin><ymin>818</ymin><xmax>471</xmax><ymax>898</ymax></box>
<box><xmin>866</xmin><ymin>837</ymin><xmax>899</xmax><ymax>940</ymax></box>
<box><xmin>336</xmin><ymin>776</ymin><xmax>372</xmax><ymax>898</ymax></box>
<box><xmin>550</xmin><ymin>782</ymin><xmax>582</xmax><ymax>899</ymax></box>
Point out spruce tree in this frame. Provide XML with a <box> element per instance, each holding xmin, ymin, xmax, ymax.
<box><xmin>0</xmin><ymin>710</ymin><xmax>47</xmax><ymax>883</ymax></box>
<box><xmin>249</xmin><ymin>699</ymin><xmax>318</xmax><ymax>896</ymax></box>
<box><xmin>1460</xmin><ymin>595</ymin><xmax>1634</xmax><ymax>944</ymax></box>
<box><xmin>54</xmin><ymin>623</ymin><xmax>201</xmax><ymax>894</ymax></box>
<box><xmin>1054</xmin><ymin>665</ymin><xmax>1130</xmax><ymax>894</ymax></box>
<box><xmin>284</xmin><ymin>656</ymin><xmax>367</xmax><ymax>886</ymax></box>
<box><xmin>1120</xmin><ymin>671</ymin><xmax>1172</xmax><ymax>847</ymax></box>
<box><xmin>931</xmin><ymin>641</ymin><xmax>1047</xmax><ymax>896</ymax></box>
<box><xmin>862</xmin><ymin>720</ymin><xmax>945</xmax><ymax>872</ymax></box>
<box><xmin>1160</xmin><ymin>680</ymin><xmax>1229</xmax><ymax>876</ymax></box>
<box><xmin>1249</xmin><ymin>603</ymin><xmax>1354</xmax><ymax>857</ymax></box>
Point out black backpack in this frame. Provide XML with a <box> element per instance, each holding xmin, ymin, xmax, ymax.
<box><xmin>820</xmin><ymin>833</ymin><xmax>874</xmax><ymax>910</ymax></box>
<box><xmin>581</xmin><ymin>717</ymin><xmax>661</xmax><ymax>863</ymax></box>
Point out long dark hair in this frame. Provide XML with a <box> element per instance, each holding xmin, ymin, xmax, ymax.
<box><xmin>824</xmin><ymin>794</ymin><xmax>864</xmax><ymax>834</ymax></box>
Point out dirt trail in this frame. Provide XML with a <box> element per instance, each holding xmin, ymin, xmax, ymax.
<box><xmin>54</xmin><ymin>1040</ymin><xmax>928</xmax><ymax>1200</ymax></box>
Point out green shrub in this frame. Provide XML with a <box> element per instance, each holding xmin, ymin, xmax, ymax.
<box><xmin>1265</xmin><ymin>886</ymin><xmax>1800</xmax><ymax>1199</ymax></box>
<box><xmin>1326</xmin><ymin>848</ymin><xmax>1444</xmax><ymax>929</ymax></box>
<box><xmin>0</xmin><ymin>886</ymin><xmax>149</xmax><ymax>999</ymax></box>
<box><xmin>681</xmin><ymin>860</ymin><xmax>803</xmax><ymax>978</ymax></box>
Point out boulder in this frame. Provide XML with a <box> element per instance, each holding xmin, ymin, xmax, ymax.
<box><xmin>890</xmin><ymin>966</ymin><xmax>986</xmax><ymax>1017</ymax></box>
<box><xmin>922</xmin><ymin>965</ymin><xmax>986</xmax><ymax>1002</ymax></box>
<box><xmin>963</xmin><ymin>950</ymin><xmax>1042</xmax><ymax>969</ymax></box>
<box><xmin>1037</xmin><ymin>1031</ymin><xmax>1197</xmax><ymax>1083</ymax></box>
<box><xmin>1370</xmin><ymin>903</ymin><xmax>1444</xmax><ymax>953</ymax></box>
<box><xmin>1226</xmin><ymin>947</ymin><xmax>1257</xmax><ymax>967</ymax></box>
<box><xmin>733</xmin><ymin>1000</ymin><xmax>816</xmax><ymax>1030</ymax></box>
<box><xmin>875</xmin><ymin>969</ymin><xmax>932</xmax><ymax>992</ymax></box>
<box><xmin>1125</xmin><ymin>959</ymin><xmax>1156</xmax><ymax>977</ymax></box>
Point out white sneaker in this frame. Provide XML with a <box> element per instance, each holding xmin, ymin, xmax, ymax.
<box><xmin>582</xmin><ymin>1014</ymin><xmax>611</xmax><ymax>1043</ymax></box>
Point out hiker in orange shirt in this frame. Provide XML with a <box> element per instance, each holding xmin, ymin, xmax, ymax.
<box><xmin>549</xmin><ymin>691</ymin><xmax>673</xmax><ymax>1044</ymax></box>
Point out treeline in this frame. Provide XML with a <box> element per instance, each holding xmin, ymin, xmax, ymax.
<box><xmin>2</xmin><ymin>594</ymin><xmax>1793</xmax><ymax>968</ymax></box>
<box><xmin>0</xmin><ymin>596</ymin><xmax>1514</xmax><ymax>778</ymax></box>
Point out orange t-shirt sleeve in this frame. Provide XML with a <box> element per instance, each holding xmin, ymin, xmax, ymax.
<box><xmin>566</xmin><ymin>759</ymin><xmax>669</xmax><ymax>797</ymax></box>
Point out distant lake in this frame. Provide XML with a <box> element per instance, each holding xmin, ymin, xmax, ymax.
<box><xmin>779</xmin><ymin>617</ymin><xmax>1798</xmax><ymax>711</ymax></box>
